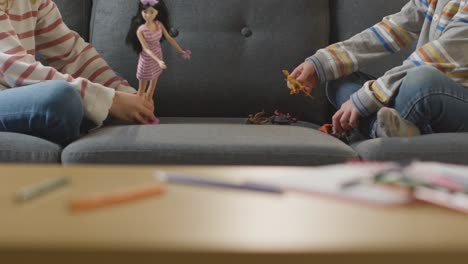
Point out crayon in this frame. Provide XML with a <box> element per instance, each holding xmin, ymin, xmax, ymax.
<box><xmin>15</xmin><ymin>176</ymin><xmax>70</xmax><ymax>202</ymax></box>
<box><xmin>70</xmin><ymin>183</ymin><xmax>166</xmax><ymax>212</ymax></box>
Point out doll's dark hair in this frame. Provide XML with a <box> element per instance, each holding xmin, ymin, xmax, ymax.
<box><xmin>126</xmin><ymin>0</ymin><xmax>170</xmax><ymax>54</ymax></box>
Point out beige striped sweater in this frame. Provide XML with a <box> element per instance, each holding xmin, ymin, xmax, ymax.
<box><xmin>0</xmin><ymin>0</ymin><xmax>136</xmax><ymax>126</ymax></box>
<box><xmin>309</xmin><ymin>0</ymin><xmax>468</xmax><ymax>117</ymax></box>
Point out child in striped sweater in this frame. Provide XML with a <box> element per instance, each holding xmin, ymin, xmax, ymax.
<box><xmin>0</xmin><ymin>0</ymin><xmax>157</xmax><ymax>145</ymax></box>
<box><xmin>290</xmin><ymin>0</ymin><xmax>468</xmax><ymax>139</ymax></box>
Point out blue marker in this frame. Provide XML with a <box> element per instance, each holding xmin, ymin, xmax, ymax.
<box><xmin>156</xmin><ymin>172</ymin><xmax>283</xmax><ymax>194</ymax></box>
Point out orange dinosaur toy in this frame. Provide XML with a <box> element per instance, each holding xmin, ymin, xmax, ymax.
<box><xmin>282</xmin><ymin>70</ymin><xmax>312</xmax><ymax>97</ymax></box>
<box><xmin>319</xmin><ymin>124</ymin><xmax>333</xmax><ymax>134</ymax></box>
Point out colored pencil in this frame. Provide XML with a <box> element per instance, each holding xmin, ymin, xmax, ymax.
<box><xmin>70</xmin><ymin>183</ymin><xmax>166</xmax><ymax>212</ymax></box>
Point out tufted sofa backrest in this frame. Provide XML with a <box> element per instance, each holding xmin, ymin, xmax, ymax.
<box><xmin>52</xmin><ymin>0</ymin><xmax>417</xmax><ymax>123</ymax></box>
<box><xmin>89</xmin><ymin>0</ymin><xmax>330</xmax><ymax>122</ymax></box>
<box><xmin>53</xmin><ymin>0</ymin><xmax>92</xmax><ymax>40</ymax></box>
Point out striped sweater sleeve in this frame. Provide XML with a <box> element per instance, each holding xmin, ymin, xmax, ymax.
<box><xmin>352</xmin><ymin>3</ymin><xmax>468</xmax><ymax>116</ymax></box>
<box><xmin>36</xmin><ymin>0</ymin><xmax>136</xmax><ymax>95</ymax></box>
<box><xmin>308</xmin><ymin>0</ymin><xmax>428</xmax><ymax>82</ymax></box>
<box><xmin>0</xmin><ymin>1</ymin><xmax>131</xmax><ymax>126</ymax></box>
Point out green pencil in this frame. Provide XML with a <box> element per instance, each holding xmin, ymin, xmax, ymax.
<box><xmin>15</xmin><ymin>176</ymin><xmax>70</xmax><ymax>202</ymax></box>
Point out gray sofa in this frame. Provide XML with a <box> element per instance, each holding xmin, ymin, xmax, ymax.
<box><xmin>1</xmin><ymin>0</ymin><xmax>467</xmax><ymax>165</ymax></box>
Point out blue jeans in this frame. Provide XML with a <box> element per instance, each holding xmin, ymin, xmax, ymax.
<box><xmin>0</xmin><ymin>81</ymin><xmax>84</xmax><ymax>145</ymax></box>
<box><xmin>326</xmin><ymin>66</ymin><xmax>468</xmax><ymax>137</ymax></box>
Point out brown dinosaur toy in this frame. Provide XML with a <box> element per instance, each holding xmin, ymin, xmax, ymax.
<box><xmin>247</xmin><ymin>111</ymin><xmax>271</xmax><ymax>125</ymax></box>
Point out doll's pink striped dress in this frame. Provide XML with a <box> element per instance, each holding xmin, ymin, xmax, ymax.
<box><xmin>136</xmin><ymin>21</ymin><xmax>164</xmax><ymax>80</ymax></box>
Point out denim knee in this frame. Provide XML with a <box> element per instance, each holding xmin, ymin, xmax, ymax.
<box><xmin>395</xmin><ymin>66</ymin><xmax>447</xmax><ymax>115</ymax></box>
<box><xmin>398</xmin><ymin>66</ymin><xmax>446</xmax><ymax>99</ymax></box>
<box><xmin>41</xmin><ymin>81</ymin><xmax>84</xmax><ymax>143</ymax></box>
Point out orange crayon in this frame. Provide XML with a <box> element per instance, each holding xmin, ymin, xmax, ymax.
<box><xmin>70</xmin><ymin>183</ymin><xmax>166</xmax><ymax>212</ymax></box>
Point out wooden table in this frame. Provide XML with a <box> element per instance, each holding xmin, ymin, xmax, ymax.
<box><xmin>1</xmin><ymin>164</ymin><xmax>468</xmax><ymax>264</ymax></box>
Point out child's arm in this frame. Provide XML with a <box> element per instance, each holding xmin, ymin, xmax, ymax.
<box><xmin>160</xmin><ymin>23</ymin><xmax>185</xmax><ymax>54</ymax></box>
<box><xmin>0</xmin><ymin>7</ymin><xmax>114</xmax><ymax>126</ymax></box>
<box><xmin>309</xmin><ymin>0</ymin><xmax>429</xmax><ymax>83</ymax></box>
<box><xmin>351</xmin><ymin>11</ymin><xmax>468</xmax><ymax>117</ymax></box>
<box><xmin>136</xmin><ymin>28</ymin><xmax>166</xmax><ymax>68</ymax></box>
<box><xmin>35</xmin><ymin>0</ymin><xmax>135</xmax><ymax>95</ymax></box>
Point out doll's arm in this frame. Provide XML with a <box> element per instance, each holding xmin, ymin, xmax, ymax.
<box><xmin>136</xmin><ymin>29</ymin><xmax>165</xmax><ymax>65</ymax></box>
<box><xmin>160</xmin><ymin>25</ymin><xmax>185</xmax><ymax>54</ymax></box>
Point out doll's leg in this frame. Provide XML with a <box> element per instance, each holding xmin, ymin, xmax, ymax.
<box><xmin>138</xmin><ymin>80</ymin><xmax>149</xmax><ymax>97</ymax></box>
<box><xmin>143</xmin><ymin>79</ymin><xmax>160</xmax><ymax>125</ymax></box>
<box><xmin>145</xmin><ymin>79</ymin><xmax>158</xmax><ymax>101</ymax></box>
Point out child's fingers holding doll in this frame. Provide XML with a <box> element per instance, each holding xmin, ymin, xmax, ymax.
<box><xmin>134</xmin><ymin>106</ymin><xmax>157</xmax><ymax>124</ymax></box>
<box><xmin>110</xmin><ymin>92</ymin><xmax>157</xmax><ymax>124</ymax></box>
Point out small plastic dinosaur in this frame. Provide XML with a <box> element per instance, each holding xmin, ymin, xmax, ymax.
<box><xmin>282</xmin><ymin>70</ymin><xmax>312</xmax><ymax>98</ymax></box>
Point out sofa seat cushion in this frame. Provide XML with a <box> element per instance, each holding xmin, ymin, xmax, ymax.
<box><xmin>0</xmin><ymin>133</ymin><xmax>62</xmax><ymax>163</ymax></box>
<box><xmin>62</xmin><ymin>119</ymin><xmax>357</xmax><ymax>166</ymax></box>
<box><xmin>351</xmin><ymin>133</ymin><xmax>468</xmax><ymax>165</ymax></box>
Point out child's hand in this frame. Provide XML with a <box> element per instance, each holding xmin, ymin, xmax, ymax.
<box><xmin>109</xmin><ymin>91</ymin><xmax>157</xmax><ymax>124</ymax></box>
<box><xmin>332</xmin><ymin>99</ymin><xmax>361</xmax><ymax>135</ymax></box>
<box><xmin>289</xmin><ymin>60</ymin><xmax>319</xmax><ymax>95</ymax></box>
<box><xmin>158</xmin><ymin>60</ymin><xmax>167</xmax><ymax>69</ymax></box>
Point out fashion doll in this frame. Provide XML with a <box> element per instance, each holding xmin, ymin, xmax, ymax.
<box><xmin>126</xmin><ymin>0</ymin><xmax>190</xmax><ymax>123</ymax></box>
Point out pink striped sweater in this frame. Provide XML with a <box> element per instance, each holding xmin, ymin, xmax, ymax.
<box><xmin>0</xmin><ymin>0</ymin><xmax>136</xmax><ymax>126</ymax></box>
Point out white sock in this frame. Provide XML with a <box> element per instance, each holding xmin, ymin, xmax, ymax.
<box><xmin>376</xmin><ymin>107</ymin><xmax>421</xmax><ymax>138</ymax></box>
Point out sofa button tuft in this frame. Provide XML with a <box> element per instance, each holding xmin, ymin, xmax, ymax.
<box><xmin>169</xmin><ymin>28</ymin><xmax>179</xmax><ymax>38</ymax></box>
<box><xmin>241</xmin><ymin>27</ymin><xmax>253</xmax><ymax>38</ymax></box>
